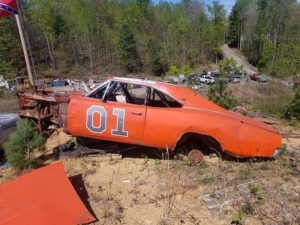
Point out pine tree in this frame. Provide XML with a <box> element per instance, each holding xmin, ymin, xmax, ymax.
<box><xmin>119</xmin><ymin>24</ymin><xmax>140</xmax><ymax>73</ymax></box>
<box><xmin>147</xmin><ymin>39</ymin><xmax>164</xmax><ymax>76</ymax></box>
<box><xmin>4</xmin><ymin>119</ymin><xmax>45</xmax><ymax>170</ymax></box>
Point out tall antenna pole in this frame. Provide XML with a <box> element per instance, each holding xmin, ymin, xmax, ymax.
<box><xmin>15</xmin><ymin>1</ymin><xmax>33</xmax><ymax>85</ymax></box>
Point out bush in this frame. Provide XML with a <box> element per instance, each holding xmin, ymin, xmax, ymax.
<box><xmin>170</xmin><ymin>65</ymin><xmax>179</xmax><ymax>76</ymax></box>
<box><xmin>285</xmin><ymin>88</ymin><xmax>300</xmax><ymax>120</ymax></box>
<box><xmin>208</xmin><ymin>79</ymin><xmax>238</xmax><ymax>109</ymax></box>
<box><xmin>4</xmin><ymin>119</ymin><xmax>45</xmax><ymax>170</ymax></box>
<box><xmin>169</xmin><ymin>65</ymin><xmax>191</xmax><ymax>76</ymax></box>
<box><xmin>182</xmin><ymin>65</ymin><xmax>191</xmax><ymax>76</ymax></box>
<box><xmin>219</xmin><ymin>58</ymin><xmax>243</xmax><ymax>75</ymax></box>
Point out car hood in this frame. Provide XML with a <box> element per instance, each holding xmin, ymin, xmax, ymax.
<box><xmin>180</xmin><ymin>94</ymin><xmax>279</xmax><ymax>134</ymax></box>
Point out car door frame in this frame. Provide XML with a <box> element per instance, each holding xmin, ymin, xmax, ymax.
<box><xmin>100</xmin><ymin>80</ymin><xmax>148</xmax><ymax>144</ymax></box>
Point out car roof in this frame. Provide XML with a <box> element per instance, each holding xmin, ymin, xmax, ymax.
<box><xmin>110</xmin><ymin>77</ymin><xmax>193</xmax><ymax>103</ymax></box>
<box><xmin>111</xmin><ymin>77</ymin><xmax>182</xmax><ymax>90</ymax></box>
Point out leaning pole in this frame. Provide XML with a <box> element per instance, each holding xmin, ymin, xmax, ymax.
<box><xmin>15</xmin><ymin>0</ymin><xmax>33</xmax><ymax>85</ymax></box>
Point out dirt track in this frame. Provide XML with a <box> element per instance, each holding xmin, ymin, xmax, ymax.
<box><xmin>221</xmin><ymin>44</ymin><xmax>258</xmax><ymax>75</ymax></box>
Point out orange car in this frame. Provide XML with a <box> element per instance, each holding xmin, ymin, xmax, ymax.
<box><xmin>65</xmin><ymin>77</ymin><xmax>282</xmax><ymax>164</ymax></box>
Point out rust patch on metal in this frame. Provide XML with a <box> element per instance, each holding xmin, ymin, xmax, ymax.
<box><xmin>17</xmin><ymin>89</ymin><xmax>81</xmax><ymax>131</ymax></box>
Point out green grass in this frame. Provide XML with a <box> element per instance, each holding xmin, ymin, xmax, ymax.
<box><xmin>231</xmin><ymin>80</ymin><xmax>294</xmax><ymax>116</ymax></box>
<box><xmin>0</xmin><ymin>93</ymin><xmax>19</xmax><ymax>113</ymax></box>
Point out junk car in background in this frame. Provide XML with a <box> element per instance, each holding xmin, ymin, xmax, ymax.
<box><xmin>250</xmin><ymin>73</ymin><xmax>269</xmax><ymax>82</ymax></box>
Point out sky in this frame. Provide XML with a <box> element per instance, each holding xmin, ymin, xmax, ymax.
<box><xmin>153</xmin><ymin>0</ymin><xmax>236</xmax><ymax>13</ymax></box>
<box><xmin>203</xmin><ymin>0</ymin><xmax>236</xmax><ymax>12</ymax></box>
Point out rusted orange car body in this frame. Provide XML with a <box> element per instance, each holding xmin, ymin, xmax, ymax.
<box><xmin>65</xmin><ymin>77</ymin><xmax>282</xmax><ymax>158</ymax></box>
<box><xmin>0</xmin><ymin>163</ymin><xmax>95</xmax><ymax>225</ymax></box>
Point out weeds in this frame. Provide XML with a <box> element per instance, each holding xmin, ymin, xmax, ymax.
<box><xmin>249</xmin><ymin>183</ymin><xmax>260</xmax><ymax>196</ymax></box>
<box><xmin>231</xmin><ymin>214</ymin><xmax>245</xmax><ymax>225</ymax></box>
<box><xmin>155</xmin><ymin>159</ymin><xmax>161</xmax><ymax>165</ymax></box>
<box><xmin>231</xmin><ymin>81</ymin><xmax>293</xmax><ymax>116</ymax></box>
<box><xmin>249</xmin><ymin>183</ymin><xmax>264</xmax><ymax>201</ymax></box>
<box><xmin>238</xmin><ymin>167</ymin><xmax>252</xmax><ymax>180</ymax></box>
<box><xmin>0</xmin><ymin>93</ymin><xmax>18</xmax><ymax>113</ymax></box>
<box><xmin>201</xmin><ymin>176</ymin><xmax>215</xmax><ymax>184</ymax></box>
<box><xmin>241</xmin><ymin>202</ymin><xmax>255</xmax><ymax>215</ymax></box>
<box><xmin>259</xmin><ymin>163</ymin><xmax>269</xmax><ymax>170</ymax></box>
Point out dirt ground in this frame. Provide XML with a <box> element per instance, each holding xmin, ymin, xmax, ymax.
<box><xmin>44</xmin><ymin>119</ymin><xmax>300</xmax><ymax>224</ymax></box>
<box><xmin>1</xmin><ymin>118</ymin><xmax>300</xmax><ymax>225</ymax></box>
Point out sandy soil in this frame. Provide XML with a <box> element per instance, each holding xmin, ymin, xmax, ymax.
<box><xmin>61</xmin><ymin>117</ymin><xmax>300</xmax><ymax>225</ymax></box>
<box><xmin>63</xmin><ymin>157</ymin><xmax>232</xmax><ymax>225</ymax></box>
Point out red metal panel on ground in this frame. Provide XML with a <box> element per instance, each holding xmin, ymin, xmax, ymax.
<box><xmin>0</xmin><ymin>162</ymin><xmax>96</xmax><ymax>225</ymax></box>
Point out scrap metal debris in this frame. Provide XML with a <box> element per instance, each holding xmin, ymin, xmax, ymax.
<box><xmin>0</xmin><ymin>162</ymin><xmax>96</xmax><ymax>225</ymax></box>
<box><xmin>200</xmin><ymin>179</ymin><xmax>266</xmax><ymax>213</ymax></box>
<box><xmin>52</xmin><ymin>139</ymin><xmax>124</xmax><ymax>160</ymax></box>
<box><xmin>18</xmin><ymin>90</ymin><xmax>81</xmax><ymax>131</ymax></box>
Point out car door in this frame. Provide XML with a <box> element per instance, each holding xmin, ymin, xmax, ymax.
<box><xmin>104</xmin><ymin>99</ymin><xmax>146</xmax><ymax>145</ymax></box>
<box><xmin>67</xmin><ymin>81</ymin><xmax>147</xmax><ymax>145</ymax></box>
<box><xmin>143</xmin><ymin>88</ymin><xmax>183</xmax><ymax>149</ymax></box>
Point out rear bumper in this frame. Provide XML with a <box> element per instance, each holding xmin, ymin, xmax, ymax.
<box><xmin>272</xmin><ymin>149</ymin><xmax>282</xmax><ymax>157</ymax></box>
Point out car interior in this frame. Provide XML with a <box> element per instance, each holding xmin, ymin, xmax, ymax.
<box><xmin>88</xmin><ymin>81</ymin><xmax>182</xmax><ymax>108</ymax></box>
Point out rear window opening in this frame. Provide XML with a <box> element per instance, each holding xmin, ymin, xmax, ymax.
<box><xmin>147</xmin><ymin>88</ymin><xmax>182</xmax><ymax>108</ymax></box>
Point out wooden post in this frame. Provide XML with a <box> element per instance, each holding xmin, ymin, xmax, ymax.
<box><xmin>15</xmin><ymin>14</ymin><xmax>34</xmax><ymax>85</ymax></box>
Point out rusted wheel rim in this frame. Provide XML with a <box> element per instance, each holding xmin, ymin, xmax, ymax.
<box><xmin>188</xmin><ymin>149</ymin><xmax>204</xmax><ymax>165</ymax></box>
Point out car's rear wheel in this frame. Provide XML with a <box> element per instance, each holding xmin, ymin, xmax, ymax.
<box><xmin>187</xmin><ymin>149</ymin><xmax>204</xmax><ymax>165</ymax></box>
<box><xmin>175</xmin><ymin>141</ymin><xmax>205</xmax><ymax>165</ymax></box>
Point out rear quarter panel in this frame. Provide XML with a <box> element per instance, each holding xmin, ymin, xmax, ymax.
<box><xmin>143</xmin><ymin>107</ymin><xmax>281</xmax><ymax>158</ymax></box>
<box><xmin>143</xmin><ymin>107</ymin><xmax>241</xmax><ymax>150</ymax></box>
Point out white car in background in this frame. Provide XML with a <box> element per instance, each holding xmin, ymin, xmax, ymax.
<box><xmin>0</xmin><ymin>76</ymin><xmax>9</xmax><ymax>89</ymax></box>
<box><xmin>200</xmin><ymin>75</ymin><xmax>215</xmax><ymax>84</ymax></box>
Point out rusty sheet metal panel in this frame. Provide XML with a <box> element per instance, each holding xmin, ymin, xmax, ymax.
<box><xmin>0</xmin><ymin>163</ymin><xmax>95</xmax><ymax>225</ymax></box>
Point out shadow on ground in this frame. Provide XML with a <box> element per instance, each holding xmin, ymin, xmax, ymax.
<box><xmin>69</xmin><ymin>174</ymin><xmax>98</xmax><ymax>222</ymax></box>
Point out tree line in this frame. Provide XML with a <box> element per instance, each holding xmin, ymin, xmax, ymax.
<box><xmin>228</xmin><ymin>0</ymin><xmax>300</xmax><ymax>77</ymax></box>
<box><xmin>0</xmin><ymin>0</ymin><xmax>227</xmax><ymax>79</ymax></box>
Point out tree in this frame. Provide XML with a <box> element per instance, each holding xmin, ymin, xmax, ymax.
<box><xmin>228</xmin><ymin>0</ymin><xmax>300</xmax><ymax>77</ymax></box>
<box><xmin>147</xmin><ymin>39</ymin><xmax>164</xmax><ymax>76</ymax></box>
<box><xmin>4</xmin><ymin>119</ymin><xmax>45</xmax><ymax>170</ymax></box>
<box><xmin>228</xmin><ymin>0</ymin><xmax>255</xmax><ymax>48</ymax></box>
<box><xmin>207</xmin><ymin>1</ymin><xmax>226</xmax><ymax>62</ymax></box>
<box><xmin>119</xmin><ymin>24</ymin><xmax>140</xmax><ymax>73</ymax></box>
<box><xmin>208</xmin><ymin>79</ymin><xmax>238</xmax><ymax>109</ymax></box>
<box><xmin>219</xmin><ymin>58</ymin><xmax>243</xmax><ymax>75</ymax></box>
<box><xmin>0</xmin><ymin>0</ymin><xmax>228</xmax><ymax>77</ymax></box>
<box><xmin>285</xmin><ymin>88</ymin><xmax>300</xmax><ymax>120</ymax></box>
<box><xmin>0</xmin><ymin>18</ymin><xmax>23</xmax><ymax>79</ymax></box>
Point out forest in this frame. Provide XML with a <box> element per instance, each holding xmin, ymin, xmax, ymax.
<box><xmin>0</xmin><ymin>0</ymin><xmax>227</xmax><ymax>78</ymax></box>
<box><xmin>228</xmin><ymin>0</ymin><xmax>300</xmax><ymax>77</ymax></box>
<box><xmin>0</xmin><ymin>0</ymin><xmax>299</xmax><ymax>79</ymax></box>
